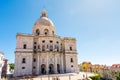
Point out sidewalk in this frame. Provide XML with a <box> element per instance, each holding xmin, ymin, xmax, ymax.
<box><xmin>3</xmin><ymin>72</ymin><xmax>95</xmax><ymax>80</ymax></box>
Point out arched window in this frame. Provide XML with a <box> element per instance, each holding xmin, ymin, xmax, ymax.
<box><xmin>23</xmin><ymin>44</ymin><xmax>27</xmax><ymax>49</ymax></box>
<box><xmin>44</xmin><ymin>29</ymin><xmax>49</xmax><ymax>36</ymax></box>
<box><xmin>71</xmin><ymin>58</ymin><xmax>73</xmax><ymax>63</ymax></box>
<box><xmin>36</xmin><ymin>29</ymin><xmax>40</xmax><ymax>36</ymax></box>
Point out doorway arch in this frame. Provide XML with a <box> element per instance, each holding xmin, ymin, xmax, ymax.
<box><xmin>49</xmin><ymin>64</ymin><xmax>54</xmax><ymax>74</ymax></box>
<box><xmin>41</xmin><ymin>64</ymin><xmax>46</xmax><ymax>74</ymax></box>
<box><xmin>57</xmin><ymin>64</ymin><xmax>60</xmax><ymax>73</ymax></box>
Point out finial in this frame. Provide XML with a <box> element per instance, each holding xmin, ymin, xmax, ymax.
<box><xmin>41</xmin><ymin>10</ymin><xmax>47</xmax><ymax>17</ymax></box>
<box><xmin>40</xmin><ymin>0</ymin><xmax>47</xmax><ymax>17</ymax></box>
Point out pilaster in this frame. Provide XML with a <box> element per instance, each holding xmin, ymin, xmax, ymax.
<box><xmin>46</xmin><ymin>52</ymin><xmax>49</xmax><ymax>74</ymax></box>
<box><xmin>61</xmin><ymin>53</ymin><xmax>64</xmax><ymax>73</ymax></box>
<box><xmin>54</xmin><ymin>53</ymin><xmax>58</xmax><ymax>73</ymax></box>
<box><xmin>37</xmin><ymin>53</ymin><xmax>40</xmax><ymax>75</ymax></box>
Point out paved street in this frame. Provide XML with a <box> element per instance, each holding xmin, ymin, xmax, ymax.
<box><xmin>16</xmin><ymin>72</ymin><xmax>95</xmax><ymax>80</ymax></box>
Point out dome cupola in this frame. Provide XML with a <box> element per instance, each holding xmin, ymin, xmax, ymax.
<box><xmin>32</xmin><ymin>10</ymin><xmax>56</xmax><ymax>36</ymax></box>
<box><xmin>41</xmin><ymin>10</ymin><xmax>47</xmax><ymax>17</ymax></box>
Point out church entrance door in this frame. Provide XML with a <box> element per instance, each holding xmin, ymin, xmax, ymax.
<box><xmin>57</xmin><ymin>64</ymin><xmax>60</xmax><ymax>73</ymax></box>
<box><xmin>49</xmin><ymin>64</ymin><xmax>54</xmax><ymax>74</ymax></box>
<box><xmin>41</xmin><ymin>64</ymin><xmax>46</xmax><ymax>74</ymax></box>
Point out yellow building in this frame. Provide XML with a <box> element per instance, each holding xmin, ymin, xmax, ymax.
<box><xmin>81</xmin><ymin>62</ymin><xmax>92</xmax><ymax>72</ymax></box>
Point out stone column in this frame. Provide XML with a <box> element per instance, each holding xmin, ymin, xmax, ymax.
<box><xmin>61</xmin><ymin>53</ymin><xmax>64</xmax><ymax>73</ymax></box>
<box><xmin>37</xmin><ymin>53</ymin><xmax>40</xmax><ymax>75</ymax></box>
<box><xmin>39</xmin><ymin>54</ymin><xmax>41</xmax><ymax>75</ymax></box>
<box><xmin>54</xmin><ymin>53</ymin><xmax>58</xmax><ymax>73</ymax></box>
<box><xmin>46</xmin><ymin>53</ymin><xmax>49</xmax><ymax>74</ymax></box>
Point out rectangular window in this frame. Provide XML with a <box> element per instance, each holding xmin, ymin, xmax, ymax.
<box><xmin>33</xmin><ymin>66</ymin><xmax>36</xmax><ymax>69</ymax></box>
<box><xmin>70</xmin><ymin>47</ymin><xmax>72</xmax><ymax>51</ymax></box>
<box><xmin>34</xmin><ymin>46</ymin><xmax>36</xmax><ymax>49</ymax></box>
<box><xmin>22</xmin><ymin>58</ymin><xmax>26</xmax><ymax>63</ymax></box>
<box><xmin>42</xmin><ymin>45</ymin><xmax>45</xmax><ymax>51</ymax></box>
<box><xmin>71</xmin><ymin>58</ymin><xmax>73</xmax><ymax>63</ymax></box>
<box><xmin>33</xmin><ymin>58</ymin><xmax>36</xmax><ymax>62</ymax></box>
<box><xmin>34</xmin><ymin>42</ymin><xmax>37</xmax><ymax>44</ymax></box>
<box><xmin>22</xmin><ymin>67</ymin><xmax>25</xmax><ymax>69</ymax></box>
<box><xmin>23</xmin><ymin>44</ymin><xmax>27</xmax><ymax>49</ymax></box>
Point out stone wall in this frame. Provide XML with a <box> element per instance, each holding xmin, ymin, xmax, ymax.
<box><xmin>14</xmin><ymin>53</ymin><xmax>33</xmax><ymax>76</ymax></box>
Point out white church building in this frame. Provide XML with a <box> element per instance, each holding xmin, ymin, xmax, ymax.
<box><xmin>14</xmin><ymin>11</ymin><xmax>78</xmax><ymax>76</ymax></box>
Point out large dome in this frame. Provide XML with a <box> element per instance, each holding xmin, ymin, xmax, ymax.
<box><xmin>32</xmin><ymin>11</ymin><xmax>56</xmax><ymax>36</ymax></box>
<box><xmin>35</xmin><ymin>16</ymin><xmax>54</xmax><ymax>27</ymax></box>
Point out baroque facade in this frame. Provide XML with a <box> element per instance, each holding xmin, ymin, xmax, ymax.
<box><xmin>14</xmin><ymin>11</ymin><xmax>78</xmax><ymax>76</ymax></box>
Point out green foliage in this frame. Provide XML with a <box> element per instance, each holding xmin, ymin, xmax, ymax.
<box><xmin>9</xmin><ymin>63</ymin><xmax>14</xmax><ymax>71</ymax></box>
<box><xmin>89</xmin><ymin>74</ymin><xmax>100</xmax><ymax>80</ymax></box>
<box><xmin>115</xmin><ymin>72</ymin><xmax>120</xmax><ymax>80</ymax></box>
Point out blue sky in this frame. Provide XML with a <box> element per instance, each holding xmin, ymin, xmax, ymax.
<box><xmin>0</xmin><ymin>0</ymin><xmax>120</xmax><ymax>65</ymax></box>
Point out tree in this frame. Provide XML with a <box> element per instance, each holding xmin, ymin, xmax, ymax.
<box><xmin>89</xmin><ymin>74</ymin><xmax>100</xmax><ymax>80</ymax></box>
<box><xmin>9</xmin><ymin>63</ymin><xmax>14</xmax><ymax>71</ymax></box>
<box><xmin>115</xmin><ymin>72</ymin><xmax>120</xmax><ymax>80</ymax></box>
